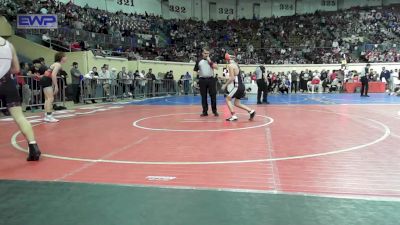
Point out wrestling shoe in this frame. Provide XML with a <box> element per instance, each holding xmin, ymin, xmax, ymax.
<box><xmin>249</xmin><ymin>110</ymin><xmax>256</xmax><ymax>120</ymax></box>
<box><xmin>44</xmin><ymin>115</ymin><xmax>59</xmax><ymax>123</ymax></box>
<box><xmin>226</xmin><ymin>115</ymin><xmax>238</xmax><ymax>121</ymax></box>
<box><xmin>27</xmin><ymin>143</ymin><xmax>41</xmax><ymax>161</ymax></box>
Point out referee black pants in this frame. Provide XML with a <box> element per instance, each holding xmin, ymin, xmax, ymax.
<box><xmin>256</xmin><ymin>79</ymin><xmax>268</xmax><ymax>103</ymax></box>
<box><xmin>360</xmin><ymin>77</ymin><xmax>369</xmax><ymax>96</ymax></box>
<box><xmin>199</xmin><ymin>77</ymin><xmax>217</xmax><ymax>114</ymax></box>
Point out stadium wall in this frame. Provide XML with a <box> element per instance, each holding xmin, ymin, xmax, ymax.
<box><xmin>384</xmin><ymin>0</ymin><xmax>400</xmax><ymax>4</ymax></box>
<box><xmin>59</xmin><ymin>0</ymin><xmax>399</xmax><ymax>21</ymax></box>
<box><xmin>338</xmin><ymin>0</ymin><xmax>382</xmax><ymax>9</ymax></box>
<box><xmin>60</xmin><ymin>0</ymin><xmax>162</xmax><ymax>15</ymax></box>
<box><xmin>0</xmin><ymin>16</ymin><xmax>13</xmax><ymax>37</ymax></box>
<box><xmin>8</xmin><ymin>35</ymin><xmax>58</xmax><ymax>71</ymax></box>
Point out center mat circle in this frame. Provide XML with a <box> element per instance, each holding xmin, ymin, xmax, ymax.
<box><xmin>11</xmin><ymin>108</ymin><xmax>390</xmax><ymax>164</ymax></box>
<box><xmin>133</xmin><ymin>113</ymin><xmax>274</xmax><ymax>132</ymax></box>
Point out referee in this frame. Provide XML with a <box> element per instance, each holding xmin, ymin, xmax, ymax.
<box><xmin>360</xmin><ymin>63</ymin><xmax>370</xmax><ymax>97</ymax></box>
<box><xmin>193</xmin><ymin>47</ymin><xmax>219</xmax><ymax>116</ymax></box>
<box><xmin>255</xmin><ymin>65</ymin><xmax>269</xmax><ymax>104</ymax></box>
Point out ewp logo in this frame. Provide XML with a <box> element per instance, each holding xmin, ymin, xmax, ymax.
<box><xmin>17</xmin><ymin>14</ymin><xmax>58</xmax><ymax>29</ymax></box>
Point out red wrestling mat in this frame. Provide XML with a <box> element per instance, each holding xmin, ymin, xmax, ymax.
<box><xmin>1</xmin><ymin>104</ymin><xmax>400</xmax><ymax>197</ymax></box>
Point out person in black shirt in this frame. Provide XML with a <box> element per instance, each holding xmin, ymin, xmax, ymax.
<box><xmin>146</xmin><ymin>68</ymin><xmax>157</xmax><ymax>97</ymax></box>
<box><xmin>164</xmin><ymin>70</ymin><xmax>175</xmax><ymax>94</ymax></box>
<box><xmin>291</xmin><ymin>70</ymin><xmax>299</xmax><ymax>93</ymax></box>
<box><xmin>255</xmin><ymin>65</ymin><xmax>269</xmax><ymax>104</ymax></box>
<box><xmin>37</xmin><ymin>57</ymin><xmax>48</xmax><ymax>75</ymax></box>
<box><xmin>361</xmin><ymin>63</ymin><xmax>370</xmax><ymax>97</ymax></box>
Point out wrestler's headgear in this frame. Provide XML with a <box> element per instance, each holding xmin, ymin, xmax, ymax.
<box><xmin>224</xmin><ymin>50</ymin><xmax>235</xmax><ymax>61</ymax></box>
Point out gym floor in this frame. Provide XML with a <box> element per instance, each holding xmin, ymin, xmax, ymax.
<box><xmin>1</xmin><ymin>93</ymin><xmax>399</xmax><ymax>225</ymax></box>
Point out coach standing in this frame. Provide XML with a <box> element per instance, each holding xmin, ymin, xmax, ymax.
<box><xmin>194</xmin><ymin>47</ymin><xmax>219</xmax><ymax>116</ymax></box>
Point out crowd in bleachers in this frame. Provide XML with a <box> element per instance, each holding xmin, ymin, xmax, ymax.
<box><xmin>1</xmin><ymin>0</ymin><xmax>400</xmax><ymax>64</ymax></box>
<box><xmin>260</xmin><ymin>68</ymin><xmax>400</xmax><ymax>94</ymax></box>
<box><xmin>362</xmin><ymin>45</ymin><xmax>400</xmax><ymax>63</ymax></box>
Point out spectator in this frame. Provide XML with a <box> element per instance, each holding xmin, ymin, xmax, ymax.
<box><xmin>70</xmin><ymin>62</ymin><xmax>81</xmax><ymax>103</ymax></box>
